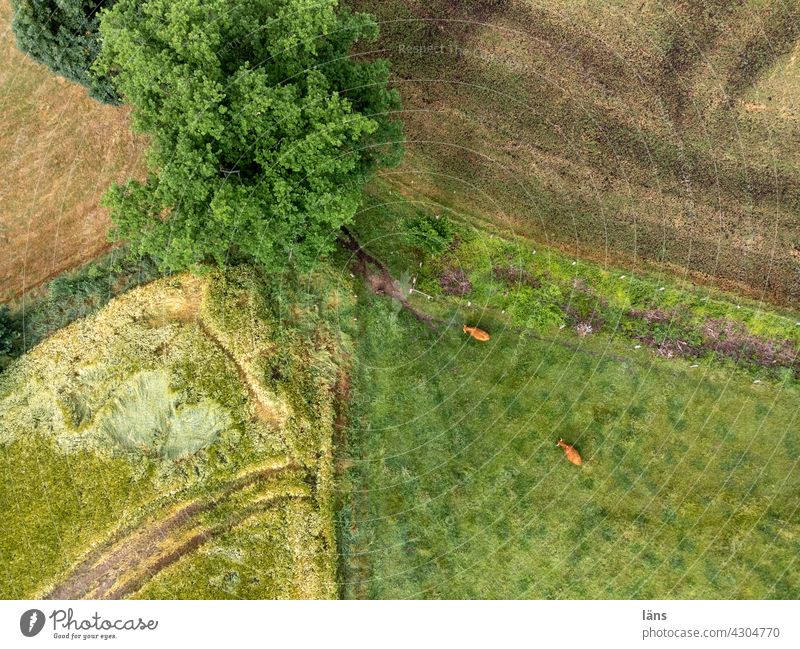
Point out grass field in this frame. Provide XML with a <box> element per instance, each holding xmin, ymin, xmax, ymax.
<box><xmin>1</xmin><ymin>219</ymin><xmax>797</xmax><ymax>599</ymax></box>
<box><xmin>0</xmin><ymin>0</ymin><xmax>145</xmax><ymax>302</ymax></box>
<box><xmin>338</xmin><ymin>283</ymin><xmax>800</xmax><ymax>600</ymax></box>
<box><xmin>335</xmin><ymin>194</ymin><xmax>800</xmax><ymax>599</ymax></box>
<box><xmin>0</xmin><ymin>268</ymin><xmax>347</xmax><ymax>598</ymax></box>
<box><xmin>345</xmin><ymin>0</ymin><xmax>800</xmax><ymax>306</ymax></box>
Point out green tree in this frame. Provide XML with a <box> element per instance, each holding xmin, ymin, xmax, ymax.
<box><xmin>11</xmin><ymin>0</ymin><xmax>121</xmax><ymax>103</ymax></box>
<box><xmin>97</xmin><ymin>0</ymin><xmax>403</xmax><ymax>271</ymax></box>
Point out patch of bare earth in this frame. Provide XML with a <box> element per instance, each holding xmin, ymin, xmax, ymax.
<box><xmin>340</xmin><ymin>228</ymin><xmax>440</xmax><ymax>327</ymax></box>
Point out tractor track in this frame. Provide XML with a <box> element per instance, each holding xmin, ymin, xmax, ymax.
<box><xmin>104</xmin><ymin>493</ymin><xmax>305</xmax><ymax>599</ymax></box>
<box><xmin>44</xmin><ymin>462</ymin><xmax>303</xmax><ymax>599</ymax></box>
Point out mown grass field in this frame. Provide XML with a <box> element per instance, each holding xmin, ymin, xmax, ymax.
<box><xmin>344</xmin><ymin>0</ymin><xmax>800</xmax><ymax>305</ymax></box>
<box><xmin>335</xmin><ymin>195</ymin><xmax>800</xmax><ymax>599</ymax></box>
<box><xmin>0</xmin><ymin>268</ymin><xmax>348</xmax><ymax>598</ymax></box>
<box><xmin>0</xmin><ymin>0</ymin><xmax>145</xmax><ymax>301</ymax></box>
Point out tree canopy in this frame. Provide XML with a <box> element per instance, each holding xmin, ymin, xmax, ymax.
<box><xmin>11</xmin><ymin>0</ymin><xmax>120</xmax><ymax>103</ymax></box>
<box><xmin>97</xmin><ymin>0</ymin><xmax>403</xmax><ymax>272</ymax></box>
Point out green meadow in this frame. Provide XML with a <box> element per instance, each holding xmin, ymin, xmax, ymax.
<box><xmin>2</xmin><ymin>0</ymin><xmax>799</xmax><ymax>604</ymax></box>
<box><xmin>338</xmin><ymin>288</ymin><xmax>799</xmax><ymax>599</ymax></box>
<box><xmin>334</xmin><ymin>194</ymin><xmax>800</xmax><ymax>600</ymax></box>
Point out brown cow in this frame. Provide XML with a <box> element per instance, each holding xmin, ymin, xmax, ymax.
<box><xmin>463</xmin><ymin>325</ymin><xmax>491</xmax><ymax>342</ymax></box>
<box><xmin>557</xmin><ymin>438</ymin><xmax>583</xmax><ymax>466</ymax></box>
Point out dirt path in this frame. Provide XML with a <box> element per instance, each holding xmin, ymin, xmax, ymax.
<box><xmin>104</xmin><ymin>494</ymin><xmax>302</xmax><ymax>599</ymax></box>
<box><xmin>45</xmin><ymin>463</ymin><xmax>301</xmax><ymax>599</ymax></box>
<box><xmin>340</xmin><ymin>227</ymin><xmax>442</xmax><ymax>328</ymax></box>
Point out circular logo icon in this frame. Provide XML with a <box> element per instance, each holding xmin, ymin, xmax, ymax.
<box><xmin>20</xmin><ymin>609</ymin><xmax>45</xmax><ymax>637</ymax></box>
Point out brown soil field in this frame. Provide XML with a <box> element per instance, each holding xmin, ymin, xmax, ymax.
<box><xmin>0</xmin><ymin>0</ymin><xmax>145</xmax><ymax>302</ymax></box>
<box><xmin>346</xmin><ymin>0</ymin><xmax>800</xmax><ymax>306</ymax></box>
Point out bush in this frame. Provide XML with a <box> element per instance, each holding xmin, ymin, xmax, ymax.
<box><xmin>0</xmin><ymin>306</ymin><xmax>18</xmax><ymax>355</ymax></box>
<box><xmin>11</xmin><ymin>0</ymin><xmax>121</xmax><ymax>104</ymax></box>
<box><xmin>439</xmin><ymin>267</ymin><xmax>472</xmax><ymax>295</ymax></box>
<box><xmin>406</xmin><ymin>214</ymin><xmax>454</xmax><ymax>255</ymax></box>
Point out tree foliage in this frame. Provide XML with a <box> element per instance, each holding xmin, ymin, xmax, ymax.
<box><xmin>97</xmin><ymin>0</ymin><xmax>403</xmax><ymax>271</ymax></box>
<box><xmin>11</xmin><ymin>0</ymin><xmax>120</xmax><ymax>103</ymax></box>
<box><xmin>0</xmin><ymin>306</ymin><xmax>19</xmax><ymax>356</ymax></box>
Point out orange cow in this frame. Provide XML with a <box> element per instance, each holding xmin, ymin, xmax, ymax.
<box><xmin>463</xmin><ymin>325</ymin><xmax>491</xmax><ymax>342</ymax></box>
<box><xmin>557</xmin><ymin>438</ymin><xmax>583</xmax><ymax>466</ymax></box>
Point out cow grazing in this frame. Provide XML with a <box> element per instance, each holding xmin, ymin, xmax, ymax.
<box><xmin>463</xmin><ymin>325</ymin><xmax>491</xmax><ymax>342</ymax></box>
<box><xmin>557</xmin><ymin>438</ymin><xmax>583</xmax><ymax>466</ymax></box>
